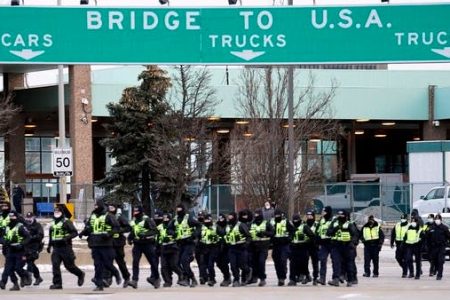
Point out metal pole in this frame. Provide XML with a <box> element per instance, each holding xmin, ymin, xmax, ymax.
<box><xmin>287</xmin><ymin>0</ymin><xmax>295</xmax><ymax>218</ymax></box>
<box><xmin>57</xmin><ymin>0</ymin><xmax>67</xmax><ymax>204</ymax></box>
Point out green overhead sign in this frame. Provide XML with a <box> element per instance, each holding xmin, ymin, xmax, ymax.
<box><xmin>1</xmin><ymin>5</ymin><xmax>450</xmax><ymax>64</ymax></box>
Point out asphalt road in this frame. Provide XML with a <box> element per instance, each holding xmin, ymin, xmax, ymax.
<box><xmin>1</xmin><ymin>246</ymin><xmax>450</xmax><ymax>299</ymax></box>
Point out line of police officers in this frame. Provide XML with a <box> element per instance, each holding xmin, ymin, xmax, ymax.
<box><xmin>1</xmin><ymin>198</ymin><xmax>449</xmax><ymax>292</ymax></box>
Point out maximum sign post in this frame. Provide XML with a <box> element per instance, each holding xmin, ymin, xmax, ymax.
<box><xmin>52</xmin><ymin>148</ymin><xmax>73</xmax><ymax>177</ymax></box>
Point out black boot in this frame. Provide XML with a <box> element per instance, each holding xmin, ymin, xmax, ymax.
<box><xmin>10</xmin><ymin>283</ymin><xmax>20</xmax><ymax>291</ymax></box>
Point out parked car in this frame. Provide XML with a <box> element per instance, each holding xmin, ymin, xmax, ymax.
<box><xmin>413</xmin><ymin>186</ymin><xmax>450</xmax><ymax>215</ymax></box>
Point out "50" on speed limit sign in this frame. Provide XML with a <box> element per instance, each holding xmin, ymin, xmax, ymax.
<box><xmin>52</xmin><ymin>148</ymin><xmax>73</xmax><ymax>177</ymax></box>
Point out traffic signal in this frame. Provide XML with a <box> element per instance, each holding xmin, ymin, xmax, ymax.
<box><xmin>10</xmin><ymin>0</ymin><xmax>20</xmax><ymax>5</ymax></box>
<box><xmin>80</xmin><ymin>0</ymin><xmax>89</xmax><ymax>4</ymax></box>
<box><xmin>228</xmin><ymin>0</ymin><xmax>238</xmax><ymax>4</ymax></box>
<box><xmin>159</xmin><ymin>0</ymin><xmax>169</xmax><ymax>4</ymax></box>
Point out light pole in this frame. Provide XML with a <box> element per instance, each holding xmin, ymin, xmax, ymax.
<box><xmin>287</xmin><ymin>0</ymin><xmax>295</xmax><ymax>218</ymax></box>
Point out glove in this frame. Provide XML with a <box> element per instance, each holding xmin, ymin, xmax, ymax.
<box><xmin>162</xmin><ymin>237</ymin><xmax>171</xmax><ymax>243</ymax></box>
<box><xmin>256</xmin><ymin>231</ymin><xmax>266</xmax><ymax>238</ymax></box>
<box><xmin>390</xmin><ymin>244</ymin><xmax>394</xmax><ymax>249</ymax></box>
<box><xmin>46</xmin><ymin>246</ymin><xmax>52</xmax><ymax>254</ymax></box>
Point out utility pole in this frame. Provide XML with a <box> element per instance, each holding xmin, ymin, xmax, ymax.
<box><xmin>57</xmin><ymin>0</ymin><xmax>67</xmax><ymax>204</ymax></box>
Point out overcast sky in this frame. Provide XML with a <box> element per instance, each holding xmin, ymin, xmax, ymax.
<box><xmin>3</xmin><ymin>0</ymin><xmax>450</xmax><ymax>86</ymax></box>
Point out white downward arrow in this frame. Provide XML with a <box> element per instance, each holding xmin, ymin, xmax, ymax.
<box><xmin>431</xmin><ymin>47</ymin><xmax>450</xmax><ymax>58</ymax></box>
<box><xmin>10</xmin><ymin>49</ymin><xmax>45</xmax><ymax>60</ymax></box>
<box><xmin>230</xmin><ymin>50</ymin><xmax>265</xmax><ymax>61</ymax></box>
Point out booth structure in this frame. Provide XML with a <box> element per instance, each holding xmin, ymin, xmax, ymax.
<box><xmin>407</xmin><ymin>140</ymin><xmax>450</xmax><ymax>204</ymax></box>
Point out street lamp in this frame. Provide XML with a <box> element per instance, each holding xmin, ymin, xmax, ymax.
<box><xmin>228</xmin><ymin>0</ymin><xmax>241</xmax><ymax>5</ymax></box>
<box><xmin>159</xmin><ymin>0</ymin><xmax>169</xmax><ymax>4</ymax></box>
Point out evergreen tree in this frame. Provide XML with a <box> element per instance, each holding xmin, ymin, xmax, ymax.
<box><xmin>100</xmin><ymin>66</ymin><xmax>171</xmax><ymax>215</ymax></box>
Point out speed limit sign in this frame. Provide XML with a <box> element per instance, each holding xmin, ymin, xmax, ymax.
<box><xmin>52</xmin><ymin>148</ymin><xmax>73</xmax><ymax>177</ymax></box>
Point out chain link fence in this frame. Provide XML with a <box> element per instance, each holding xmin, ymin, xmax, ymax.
<box><xmin>2</xmin><ymin>180</ymin><xmax>447</xmax><ymax>223</ymax></box>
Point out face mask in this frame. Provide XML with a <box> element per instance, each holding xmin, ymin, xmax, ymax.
<box><xmin>254</xmin><ymin>215</ymin><xmax>263</xmax><ymax>222</ymax></box>
<box><xmin>435</xmin><ymin>220</ymin><xmax>442</xmax><ymax>225</ymax></box>
<box><xmin>204</xmin><ymin>221</ymin><xmax>212</xmax><ymax>227</ymax></box>
<box><xmin>411</xmin><ymin>222</ymin><xmax>417</xmax><ymax>227</ymax></box>
<box><xmin>198</xmin><ymin>216</ymin><xmax>205</xmax><ymax>223</ymax></box>
<box><xmin>163</xmin><ymin>219</ymin><xmax>170</xmax><ymax>225</ymax></box>
<box><xmin>228</xmin><ymin>217</ymin><xmax>236</xmax><ymax>224</ymax></box>
<box><xmin>9</xmin><ymin>217</ymin><xmax>18</xmax><ymax>225</ymax></box>
<box><xmin>427</xmin><ymin>218</ymin><xmax>434</xmax><ymax>223</ymax></box>
<box><xmin>274</xmin><ymin>216</ymin><xmax>282</xmax><ymax>222</ymax></box>
<box><xmin>177</xmin><ymin>210</ymin><xmax>185</xmax><ymax>217</ymax></box>
<box><xmin>54</xmin><ymin>212</ymin><xmax>63</xmax><ymax>219</ymax></box>
<box><xmin>401</xmin><ymin>219</ymin><xmax>407</xmax><ymax>223</ymax></box>
<box><xmin>293</xmin><ymin>220</ymin><xmax>301</xmax><ymax>226</ymax></box>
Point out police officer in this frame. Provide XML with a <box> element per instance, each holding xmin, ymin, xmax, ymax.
<box><xmin>403</xmin><ymin>216</ymin><xmax>423</xmax><ymax>279</ymax></box>
<box><xmin>225</xmin><ymin>211</ymin><xmax>251</xmax><ymax>287</ymax></box>
<box><xmin>316</xmin><ymin>206</ymin><xmax>333</xmax><ymax>285</ymax></box>
<box><xmin>271</xmin><ymin>209</ymin><xmax>294</xmax><ymax>286</ymax></box>
<box><xmin>390</xmin><ymin>213</ymin><xmax>409</xmax><ymax>277</ymax></box>
<box><xmin>423</xmin><ymin>213</ymin><xmax>435</xmax><ymax>276</ymax></box>
<box><xmin>107</xmin><ymin>204</ymin><xmax>132</xmax><ymax>287</ymax></box>
<box><xmin>305</xmin><ymin>210</ymin><xmax>319</xmax><ymax>285</ymax></box>
<box><xmin>127</xmin><ymin>205</ymin><xmax>160</xmax><ymax>289</ymax></box>
<box><xmin>288</xmin><ymin>213</ymin><xmax>314</xmax><ymax>286</ymax></box>
<box><xmin>0</xmin><ymin>211</ymin><xmax>30</xmax><ymax>291</ymax></box>
<box><xmin>248</xmin><ymin>209</ymin><xmax>274</xmax><ymax>287</ymax></box>
<box><xmin>426</xmin><ymin>214</ymin><xmax>450</xmax><ymax>280</ymax></box>
<box><xmin>24</xmin><ymin>212</ymin><xmax>44</xmax><ymax>286</ymax></box>
<box><xmin>101</xmin><ymin>203</ymin><xmax>131</xmax><ymax>288</ymax></box>
<box><xmin>198</xmin><ymin>214</ymin><xmax>221</xmax><ymax>286</ymax></box>
<box><xmin>215</xmin><ymin>213</ymin><xmax>231</xmax><ymax>287</ymax></box>
<box><xmin>157</xmin><ymin>212</ymin><xmax>185</xmax><ymax>287</ymax></box>
<box><xmin>195</xmin><ymin>210</ymin><xmax>206</xmax><ymax>284</ymax></box>
<box><xmin>0</xmin><ymin>201</ymin><xmax>11</xmax><ymax>288</ymax></box>
<box><xmin>173</xmin><ymin>204</ymin><xmax>201</xmax><ymax>287</ymax></box>
<box><xmin>48</xmin><ymin>205</ymin><xmax>85</xmax><ymax>290</ymax></box>
<box><xmin>80</xmin><ymin>200</ymin><xmax>122</xmax><ymax>291</ymax></box>
<box><xmin>327</xmin><ymin>210</ymin><xmax>358</xmax><ymax>287</ymax></box>
<box><xmin>360</xmin><ymin>215</ymin><xmax>384</xmax><ymax>278</ymax></box>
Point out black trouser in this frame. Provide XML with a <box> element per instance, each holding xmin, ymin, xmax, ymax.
<box><xmin>26</xmin><ymin>251</ymin><xmax>41</xmax><ymax>279</ymax></box>
<box><xmin>289</xmin><ymin>244</ymin><xmax>309</xmax><ymax>281</ymax></box>
<box><xmin>106</xmin><ymin>246</ymin><xmax>130</xmax><ymax>281</ymax></box>
<box><xmin>404</xmin><ymin>243</ymin><xmax>421</xmax><ymax>277</ymax></box>
<box><xmin>195</xmin><ymin>244</ymin><xmax>204</xmax><ymax>281</ymax></box>
<box><xmin>272</xmin><ymin>243</ymin><xmax>290</xmax><ymax>280</ymax></box>
<box><xmin>429</xmin><ymin>245</ymin><xmax>446</xmax><ymax>278</ymax></box>
<box><xmin>395</xmin><ymin>243</ymin><xmax>407</xmax><ymax>275</ymax></box>
<box><xmin>161</xmin><ymin>248</ymin><xmax>183</xmax><ymax>285</ymax></box>
<box><xmin>1</xmin><ymin>251</ymin><xmax>27</xmax><ymax>285</ymax></box>
<box><xmin>307</xmin><ymin>244</ymin><xmax>319</xmax><ymax>280</ymax></box>
<box><xmin>92</xmin><ymin>246</ymin><xmax>119</xmax><ymax>287</ymax></box>
<box><xmin>178</xmin><ymin>242</ymin><xmax>195</xmax><ymax>279</ymax></box>
<box><xmin>132</xmin><ymin>243</ymin><xmax>159</xmax><ymax>282</ymax></box>
<box><xmin>318</xmin><ymin>241</ymin><xmax>332</xmax><ymax>279</ymax></box>
<box><xmin>13</xmin><ymin>200</ymin><xmax>22</xmax><ymax>215</ymax></box>
<box><xmin>364</xmin><ymin>244</ymin><xmax>380</xmax><ymax>276</ymax></box>
<box><xmin>228</xmin><ymin>244</ymin><xmax>249</xmax><ymax>282</ymax></box>
<box><xmin>51</xmin><ymin>246</ymin><xmax>83</xmax><ymax>286</ymax></box>
<box><xmin>216</xmin><ymin>244</ymin><xmax>231</xmax><ymax>281</ymax></box>
<box><xmin>199</xmin><ymin>245</ymin><xmax>219</xmax><ymax>282</ymax></box>
<box><xmin>330</xmin><ymin>242</ymin><xmax>354</xmax><ymax>282</ymax></box>
<box><xmin>250</xmin><ymin>245</ymin><xmax>268</xmax><ymax>280</ymax></box>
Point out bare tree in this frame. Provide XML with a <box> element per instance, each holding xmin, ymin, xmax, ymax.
<box><xmin>148</xmin><ymin>65</ymin><xmax>221</xmax><ymax>209</ymax></box>
<box><xmin>231</xmin><ymin>67</ymin><xmax>340</xmax><ymax>213</ymax></box>
<box><xmin>0</xmin><ymin>93</ymin><xmax>20</xmax><ymax>134</ymax></box>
